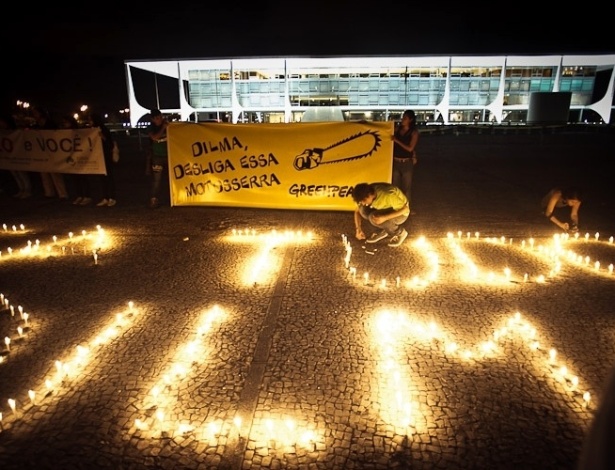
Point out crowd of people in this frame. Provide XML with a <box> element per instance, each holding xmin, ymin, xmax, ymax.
<box><xmin>0</xmin><ymin>106</ymin><xmax>119</xmax><ymax>207</ymax></box>
<box><xmin>2</xmin><ymin>107</ymin><xmax>584</xmax><ymax>236</ymax></box>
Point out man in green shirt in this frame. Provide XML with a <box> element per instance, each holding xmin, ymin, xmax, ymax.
<box><xmin>352</xmin><ymin>182</ymin><xmax>410</xmax><ymax>247</ymax></box>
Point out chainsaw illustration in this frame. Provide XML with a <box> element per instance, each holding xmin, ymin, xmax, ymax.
<box><xmin>293</xmin><ymin>130</ymin><xmax>382</xmax><ymax>171</ymax></box>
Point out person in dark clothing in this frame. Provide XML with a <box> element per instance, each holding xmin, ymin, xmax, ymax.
<box><xmin>392</xmin><ymin>109</ymin><xmax>420</xmax><ymax>204</ymax></box>
<box><xmin>90</xmin><ymin>113</ymin><xmax>117</xmax><ymax>207</ymax></box>
<box><xmin>541</xmin><ymin>186</ymin><xmax>582</xmax><ymax>233</ymax></box>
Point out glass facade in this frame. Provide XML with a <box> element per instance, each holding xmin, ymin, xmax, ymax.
<box><xmin>125</xmin><ymin>55</ymin><xmax>615</xmax><ymax>126</ymax></box>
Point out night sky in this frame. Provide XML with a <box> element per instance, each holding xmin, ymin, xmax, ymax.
<box><xmin>2</xmin><ymin>2</ymin><xmax>613</xmax><ymax>117</ymax></box>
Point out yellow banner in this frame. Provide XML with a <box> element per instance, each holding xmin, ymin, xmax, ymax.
<box><xmin>168</xmin><ymin>121</ymin><xmax>393</xmax><ymax>211</ymax></box>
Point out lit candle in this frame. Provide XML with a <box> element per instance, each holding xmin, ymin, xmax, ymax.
<box><xmin>583</xmin><ymin>391</ymin><xmax>591</xmax><ymax>407</ymax></box>
<box><xmin>4</xmin><ymin>336</ymin><xmax>10</xmax><ymax>351</ymax></box>
<box><xmin>8</xmin><ymin>398</ymin><xmax>16</xmax><ymax>414</ymax></box>
<box><xmin>595</xmin><ymin>232</ymin><xmax>600</xmax><ymax>241</ymax></box>
<box><xmin>23</xmin><ymin>312</ymin><xmax>29</xmax><ymax>325</ymax></box>
<box><xmin>28</xmin><ymin>390</ymin><xmax>35</xmax><ymax>404</ymax></box>
<box><xmin>549</xmin><ymin>348</ymin><xmax>557</xmax><ymax>363</ymax></box>
<box><xmin>234</xmin><ymin>415</ymin><xmax>242</xmax><ymax>433</ymax></box>
<box><xmin>396</xmin><ymin>276</ymin><xmax>401</xmax><ymax>288</ymax></box>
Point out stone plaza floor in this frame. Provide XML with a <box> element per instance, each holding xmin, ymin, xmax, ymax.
<box><xmin>1</xmin><ymin>126</ymin><xmax>615</xmax><ymax>469</ymax></box>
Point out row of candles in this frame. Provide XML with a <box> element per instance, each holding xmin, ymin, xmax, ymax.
<box><xmin>0</xmin><ymin>226</ymin><xmax>108</xmax><ymax>265</ymax></box>
<box><xmin>0</xmin><ymin>228</ymin><xmax>606</xmax><ymax>442</ymax></box>
<box><xmin>342</xmin><ymin>230</ymin><xmax>615</xmax><ymax>288</ymax></box>
<box><xmin>0</xmin><ymin>298</ymin><xmax>324</xmax><ymax>447</ymax></box>
<box><xmin>0</xmin><ymin>300</ymin><xmax>138</xmax><ymax>432</ymax></box>
<box><xmin>372</xmin><ymin>308</ymin><xmax>593</xmax><ymax>436</ymax></box>
<box><xmin>1</xmin><ymin>224</ymin><xmax>26</xmax><ymax>233</ymax></box>
<box><xmin>0</xmin><ymin>295</ymin><xmax>30</xmax><ymax>364</ymax></box>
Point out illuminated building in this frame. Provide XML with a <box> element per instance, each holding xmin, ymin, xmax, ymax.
<box><xmin>125</xmin><ymin>54</ymin><xmax>615</xmax><ymax>126</ymax></box>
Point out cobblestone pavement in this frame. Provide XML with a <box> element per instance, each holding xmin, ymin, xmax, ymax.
<box><xmin>1</xmin><ymin>127</ymin><xmax>614</xmax><ymax>469</ymax></box>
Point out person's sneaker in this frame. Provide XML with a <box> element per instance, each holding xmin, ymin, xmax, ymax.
<box><xmin>387</xmin><ymin>229</ymin><xmax>408</xmax><ymax>247</ymax></box>
<box><xmin>366</xmin><ymin>230</ymin><xmax>388</xmax><ymax>244</ymax></box>
<box><xmin>79</xmin><ymin>197</ymin><xmax>92</xmax><ymax>206</ymax></box>
<box><xmin>149</xmin><ymin>197</ymin><xmax>160</xmax><ymax>209</ymax></box>
<box><xmin>96</xmin><ymin>198</ymin><xmax>109</xmax><ymax>207</ymax></box>
<box><xmin>72</xmin><ymin>197</ymin><xmax>83</xmax><ymax>205</ymax></box>
<box><xmin>106</xmin><ymin>199</ymin><xmax>117</xmax><ymax>207</ymax></box>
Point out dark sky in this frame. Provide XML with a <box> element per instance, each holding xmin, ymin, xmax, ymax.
<box><xmin>2</xmin><ymin>3</ymin><xmax>613</xmax><ymax>117</ymax></box>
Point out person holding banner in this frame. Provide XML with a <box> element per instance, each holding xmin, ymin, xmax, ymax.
<box><xmin>90</xmin><ymin>112</ymin><xmax>117</xmax><ymax>207</ymax></box>
<box><xmin>352</xmin><ymin>182</ymin><xmax>410</xmax><ymax>247</ymax></box>
<box><xmin>392</xmin><ymin>110</ymin><xmax>420</xmax><ymax>205</ymax></box>
<box><xmin>146</xmin><ymin>109</ymin><xmax>169</xmax><ymax>209</ymax></box>
<box><xmin>0</xmin><ymin>112</ymin><xmax>32</xmax><ymax>199</ymax></box>
<box><xmin>58</xmin><ymin>114</ymin><xmax>93</xmax><ymax>206</ymax></box>
<box><xmin>30</xmin><ymin>106</ymin><xmax>69</xmax><ymax>200</ymax></box>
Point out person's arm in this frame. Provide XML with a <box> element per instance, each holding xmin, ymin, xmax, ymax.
<box><xmin>570</xmin><ymin>201</ymin><xmax>581</xmax><ymax>229</ymax></box>
<box><xmin>544</xmin><ymin>190</ymin><xmax>569</xmax><ymax>231</ymax></box>
<box><xmin>148</xmin><ymin>121</ymin><xmax>168</xmax><ymax>142</ymax></box>
<box><xmin>354</xmin><ymin>208</ymin><xmax>366</xmax><ymax>240</ymax></box>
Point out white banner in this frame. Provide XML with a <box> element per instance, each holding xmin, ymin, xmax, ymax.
<box><xmin>0</xmin><ymin>128</ymin><xmax>107</xmax><ymax>174</ymax></box>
